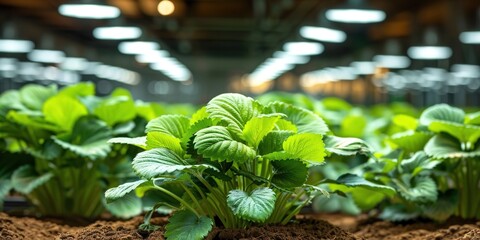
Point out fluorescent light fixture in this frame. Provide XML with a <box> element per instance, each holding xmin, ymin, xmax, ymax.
<box><xmin>58</xmin><ymin>4</ymin><xmax>120</xmax><ymax>19</ymax></box>
<box><xmin>336</xmin><ymin>66</ymin><xmax>357</xmax><ymax>80</ymax></box>
<box><xmin>135</xmin><ymin>50</ymin><xmax>170</xmax><ymax>63</ymax></box>
<box><xmin>283</xmin><ymin>42</ymin><xmax>324</xmax><ymax>55</ymax></box>
<box><xmin>0</xmin><ymin>58</ymin><xmax>17</xmax><ymax>72</ymax></box>
<box><xmin>93</xmin><ymin>26</ymin><xmax>142</xmax><ymax>40</ymax></box>
<box><xmin>273</xmin><ymin>51</ymin><xmax>310</xmax><ymax>64</ymax></box>
<box><xmin>373</xmin><ymin>55</ymin><xmax>411</xmax><ymax>69</ymax></box>
<box><xmin>0</xmin><ymin>39</ymin><xmax>34</xmax><ymax>53</ymax></box>
<box><xmin>407</xmin><ymin>46</ymin><xmax>452</xmax><ymax>60</ymax></box>
<box><xmin>60</xmin><ymin>57</ymin><xmax>88</xmax><ymax>71</ymax></box>
<box><xmin>451</xmin><ymin>64</ymin><xmax>480</xmax><ymax>78</ymax></box>
<box><xmin>326</xmin><ymin>9</ymin><xmax>386</xmax><ymax>23</ymax></box>
<box><xmin>351</xmin><ymin>61</ymin><xmax>376</xmax><ymax>75</ymax></box>
<box><xmin>459</xmin><ymin>31</ymin><xmax>480</xmax><ymax>44</ymax></box>
<box><xmin>299</xmin><ymin>26</ymin><xmax>346</xmax><ymax>43</ymax></box>
<box><xmin>28</xmin><ymin>49</ymin><xmax>66</xmax><ymax>63</ymax></box>
<box><xmin>118</xmin><ymin>41</ymin><xmax>160</xmax><ymax>54</ymax></box>
<box><xmin>150</xmin><ymin>58</ymin><xmax>191</xmax><ymax>81</ymax></box>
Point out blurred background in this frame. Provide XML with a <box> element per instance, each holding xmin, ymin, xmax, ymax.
<box><xmin>0</xmin><ymin>0</ymin><xmax>479</xmax><ymax>106</ymax></box>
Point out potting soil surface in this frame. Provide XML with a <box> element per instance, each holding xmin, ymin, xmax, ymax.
<box><xmin>1</xmin><ymin>212</ymin><xmax>480</xmax><ymax>239</ymax></box>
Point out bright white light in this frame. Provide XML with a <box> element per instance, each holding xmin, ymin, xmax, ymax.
<box><xmin>273</xmin><ymin>51</ymin><xmax>310</xmax><ymax>64</ymax></box>
<box><xmin>0</xmin><ymin>39</ymin><xmax>34</xmax><ymax>53</ymax></box>
<box><xmin>150</xmin><ymin>58</ymin><xmax>191</xmax><ymax>81</ymax></box>
<box><xmin>373</xmin><ymin>55</ymin><xmax>411</xmax><ymax>69</ymax></box>
<box><xmin>0</xmin><ymin>58</ymin><xmax>17</xmax><ymax>72</ymax></box>
<box><xmin>407</xmin><ymin>46</ymin><xmax>452</xmax><ymax>60</ymax></box>
<box><xmin>459</xmin><ymin>31</ymin><xmax>480</xmax><ymax>44</ymax></box>
<box><xmin>95</xmin><ymin>64</ymin><xmax>141</xmax><ymax>85</ymax></box>
<box><xmin>136</xmin><ymin>50</ymin><xmax>170</xmax><ymax>63</ymax></box>
<box><xmin>451</xmin><ymin>64</ymin><xmax>480</xmax><ymax>78</ymax></box>
<box><xmin>58</xmin><ymin>4</ymin><xmax>120</xmax><ymax>19</ymax></box>
<box><xmin>157</xmin><ymin>0</ymin><xmax>175</xmax><ymax>16</ymax></box>
<box><xmin>336</xmin><ymin>66</ymin><xmax>357</xmax><ymax>80</ymax></box>
<box><xmin>283</xmin><ymin>42</ymin><xmax>324</xmax><ymax>55</ymax></box>
<box><xmin>28</xmin><ymin>49</ymin><xmax>66</xmax><ymax>63</ymax></box>
<box><xmin>299</xmin><ymin>26</ymin><xmax>346</xmax><ymax>43</ymax></box>
<box><xmin>60</xmin><ymin>57</ymin><xmax>88</xmax><ymax>71</ymax></box>
<box><xmin>93</xmin><ymin>27</ymin><xmax>142</xmax><ymax>40</ymax></box>
<box><xmin>325</xmin><ymin>9</ymin><xmax>386</xmax><ymax>23</ymax></box>
<box><xmin>351</xmin><ymin>61</ymin><xmax>376</xmax><ymax>75</ymax></box>
<box><xmin>118</xmin><ymin>41</ymin><xmax>160</xmax><ymax>54</ymax></box>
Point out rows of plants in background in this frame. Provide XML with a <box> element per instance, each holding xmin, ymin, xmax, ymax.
<box><xmin>105</xmin><ymin>93</ymin><xmax>392</xmax><ymax>239</ymax></box>
<box><xmin>0</xmin><ymin>82</ymin><xmax>196</xmax><ymax>219</ymax></box>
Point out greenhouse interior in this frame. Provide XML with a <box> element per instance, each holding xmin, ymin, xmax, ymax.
<box><xmin>1</xmin><ymin>0</ymin><xmax>480</xmax><ymax>239</ymax></box>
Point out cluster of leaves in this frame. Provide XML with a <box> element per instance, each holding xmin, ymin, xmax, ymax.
<box><xmin>0</xmin><ymin>82</ymin><xmax>191</xmax><ymax>218</ymax></box>
<box><xmin>106</xmin><ymin>93</ymin><xmax>385</xmax><ymax>239</ymax></box>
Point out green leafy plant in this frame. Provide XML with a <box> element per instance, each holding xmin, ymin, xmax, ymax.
<box><xmin>0</xmin><ymin>83</ymin><xmax>156</xmax><ymax>218</ymax></box>
<box><xmin>420</xmin><ymin>104</ymin><xmax>480</xmax><ymax>219</ymax></box>
<box><xmin>106</xmin><ymin>93</ymin><xmax>380</xmax><ymax>239</ymax></box>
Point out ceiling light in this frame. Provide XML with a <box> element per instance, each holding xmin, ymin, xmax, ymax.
<box><xmin>58</xmin><ymin>2</ymin><xmax>120</xmax><ymax>19</ymax></box>
<box><xmin>373</xmin><ymin>55</ymin><xmax>411</xmax><ymax>69</ymax></box>
<box><xmin>60</xmin><ymin>57</ymin><xmax>88</xmax><ymax>71</ymax></box>
<box><xmin>451</xmin><ymin>64</ymin><xmax>480</xmax><ymax>78</ymax></box>
<box><xmin>459</xmin><ymin>31</ymin><xmax>480</xmax><ymax>44</ymax></box>
<box><xmin>0</xmin><ymin>39</ymin><xmax>34</xmax><ymax>53</ymax></box>
<box><xmin>299</xmin><ymin>26</ymin><xmax>346</xmax><ymax>43</ymax></box>
<box><xmin>407</xmin><ymin>46</ymin><xmax>452</xmax><ymax>60</ymax></box>
<box><xmin>325</xmin><ymin>9</ymin><xmax>386</xmax><ymax>23</ymax></box>
<box><xmin>135</xmin><ymin>50</ymin><xmax>170</xmax><ymax>63</ymax></box>
<box><xmin>158</xmin><ymin>0</ymin><xmax>175</xmax><ymax>16</ymax></box>
<box><xmin>27</xmin><ymin>49</ymin><xmax>66</xmax><ymax>63</ymax></box>
<box><xmin>93</xmin><ymin>26</ymin><xmax>142</xmax><ymax>40</ymax></box>
<box><xmin>351</xmin><ymin>61</ymin><xmax>376</xmax><ymax>75</ymax></box>
<box><xmin>273</xmin><ymin>52</ymin><xmax>310</xmax><ymax>64</ymax></box>
<box><xmin>118</xmin><ymin>41</ymin><xmax>160</xmax><ymax>54</ymax></box>
<box><xmin>283</xmin><ymin>42</ymin><xmax>324</xmax><ymax>55</ymax></box>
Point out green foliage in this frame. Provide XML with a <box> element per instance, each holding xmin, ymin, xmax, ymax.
<box><xmin>227</xmin><ymin>188</ymin><xmax>276</xmax><ymax>222</ymax></box>
<box><xmin>165</xmin><ymin>210</ymin><xmax>213</xmax><ymax>240</ymax></box>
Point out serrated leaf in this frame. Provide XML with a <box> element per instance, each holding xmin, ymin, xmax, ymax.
<box><xmin>11</xmin><ymin>165</ymin><xmax>53</xmax><ymax>194</ymax></box>
<box><xmin>425</xmin><ymin>134</ymin><xmax>480</xmax><ymax>159</ymax></box>
<box><xmin>283</xmin><ymin>133</ymin><xmax>325</xmax><ymax>165</ymax></box>
<box><xmin>243</xmin><ymin>115</ymin><xmax>280</xmax><ymax>148</ymax></box>
<box><xmin>19</xmin><ymin>84</ymin><xmax>57</xmax><ymax>111</ymax></box>
<box><xmin>324</xmin><ymin>173</ymin><xmax>396</xmax><ymax>197</ymax></box>
<box><xmin>145</xmin><ymin>115</ymin><xmax>190</xmax><ymax>139</ymax></box>
<box><xmin>227</xmin><ymin>187</ymin><xmax>276</xmax><ymax>222</ymax></box>
<box><xmin>258</xmin><ymin>130</ymin><xmax>294</xmax><ymax>155</ymax></box>
<box><xmin>274</xmin><ymin>119</ymin><xmax>297</xmax><ymax>132</ymax></box>
<box><xmin>206</xmin><ymin>93</ymin><xmax>261</xmax><ymax>136</ymax></box>
<box><xmin>146</xmin><ymin>132</ymin><xmax>184</xmax><ymax>155</ymax></box>
<box><xmin>132</xmin><ymin>148</ymin><xmax>216</xmax><ymax>179</ymax></box>
<box><xmin>43</xmin><ymin>95</ymin><xmax>88</xmax><ymax>131</ymax></box>
<box><xmin>105</xmin><ymin>191</ymin><xmax>142</xmax><ymax>219</ymax></box>
<box><xmin>108</xmin><ymin>136</ymin><xmax>147</xmax><ymax>149</ymax></box>
<box><xmin>421</xmin><ymin>190</ymin><xmax>457</xmax><ymax>222</ymax></box>
<box><xmin>266</xmin><ymin>101</ymin><xmax>329</xmax><ymax>135</ymax></box>
<box><xmin>400</xmin><ymin>151</ymin><xmax>440</xmax><ymax>177</ymax></box>
<box><xmin>165</xmin><ymin>210</ymin><xmax>213</xmax><ymax>240</ymax></box>
<box><xmin>105</xmin><ymin>179</ymin><xmax>147</xmax><ymax>203</ymax></box>
<box><xmin>271</xmin><ymin>160</ymin><xmax>308</xmax><ymax>188</ymax></box>
<box><xmin>58</xmin><ymin>82</ymin><xmax>95</xmax><ymax>97</ymax></box>
<box><xmin>420</xmin><ymin>104</ymin><xmax>465</xmax><ymax>126</ymax></box>
<box><xmin>194</xmin><ymin>126</ymin><xmax>256</xmax><ymax>163</ymax></box>
<box><xmin>7</xmin><ymin>111</ymin><xmax>61</xmax><ymax>133</ymax></box>
<box><xmin>52</xmin><ymin>116</ymin><xmax>112</xmax><ymax>159</ymax></box>
<box><xmin>389</xmin><ymin>130</ymin><xmax>433</xmax><ymax>154</ymax></box>
<box><xmin>189</xmin><ymin>106</ymin><xmax>209</xmax><ymax>125</ymax></box>
<box><xmin>93</xmin><ymin>92</ymin><xmax>136</xmax><ymax>126</ymax></box>
<box><xmin>395</xmin><ymin>176</ymin><xmax>437</xmax><ymax>204</ymax></box>
<box><xmin>181</xmin><ymin>118</ymin><xmax>214</xmax><ymax>149</ymax></box>
<box><xmin>323</xmin><ymin>135</ymin><xmax>371</xmax><ymax>156</ymax></box>
<box><xmin>112</xmin><ymin>121</ymin><xmax>135</xmax><ymax>135</ymax></box>
<box><xmin>429</xmin><ymin>121</ymin><xmax>480</xmax><ymax>145</ymax></box>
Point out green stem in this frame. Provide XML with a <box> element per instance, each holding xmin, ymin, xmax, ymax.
<box><xmin>154</xmin><ymin>185</ymin><xmax>200</xmax><ymax>217</ymax></box>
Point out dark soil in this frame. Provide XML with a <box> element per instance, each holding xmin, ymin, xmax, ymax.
<box><xmin>1</xmin><ymin>212</ymin><xmax>480</xmax><ymax>239</ymax></box>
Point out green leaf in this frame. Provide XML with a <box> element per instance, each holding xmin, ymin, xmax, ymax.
<box><xmin>243</xmin><ymin>115</ymin><xmax>280</xmax><ymax>148</ymax></box>
<box><xmin>194</xmin><ymin>126</ymin><xmax>256</xmax><ymax>163</ymax></box>
<box><xmin>227</xmin><ymin>187</ymin><xmax>276</xmax><ymax>222</ymax></box>
<box><xmin>400</xmin><ymin>151</ymin><xmax>440</xmax><ymax>177</ymax></box>
<box><xmin>429</xmin><ymin>121</ymin><xmax>480</xmax><ymax>145</ymax></box>
<box><xmin>320</xmin><ymin>97</ymin><xmax>352</xmax><ymax>111</ymax></box>
<box><xmin>7</xmin><ymin>111</ymin><xmax>60</xmax><ymax>132</ymax></box>
<box><xmin>11</xmin><ymin>165</ymin><xmax>53</xmax><ymax>194</ymax></box>
<box><xmin>271</xmin><ymin>160</ymin><xmax>308</xmax><ymax>188</ymax></box>
<box><xmin>58</xmin><ymin>82</ymin><xmax>95</xmax><ymax>97</ymax></box>
<box><xmin>324</xmin><ymin>173</ymin><xmax>396</xmax><ymax>197</ymax></box>
<box><xmin>274</xmin><ymin>119</ymin><xmax>298</xmax><ymax>132</ymax></box>
<box><xmin>112</xmin><ymin>121</ymin><xmax>135</xmax><ymax>135</ymax></box>
<box><xmin>421</xmin><ymin>190</ymin><xmax>457</xmax><ymax>222</ymax></box>
<box><xmin>380</xmin><ymin>205</ymin><xmax>420</xmax><ymax>222</ymax></box>
<box><xmin>323</xmin><ymin>135</ymin><xmax>371</xmax><ymax>156</ymax></box>
<box><xmin>165</xmin><ymin>210</ymin><xmax>213</xmax><ymax>240</ymax></box>
<box><xmin>0</xmin><ymin>179</ymin><xmax>12</xmax><ymax>210</ymax></box>
<box><xmin>258</xmin><ymin>130</ymin><xmax>294</xmax><ymax>155</ymax></box>
<box><xmin>351</xmin><ymin>188</ymin><xmax>387</xmax><ymax>210</ymax></box>
<box><xmin>206</xmin><ymin>93</ymin><xmax>261</xmax><ymax>136</ymax></box>
<box><xmin>105</xmin><ymin>191</ymin><xmax>142</xmax><ymax>219</ymax></box>
<box><xmin>189</xmin><ymin>106</ymin><xmax>209</xmax><ymax>125</ymax></box>
<box><xmin>266</xmin><ymin>101</ymin><xmax>329</xmax><ymax>135</ymax></box>
<box><xmin>466</xmin><ymin>112</ymin><xmax>480</xmax><ymax>125</ymax></box>
<box><xmin>395</xmin><ymin>176</ymin><xmax>437</xmax><ymax>204</ymax></box>
<box><xmin>105</xmin><ymin>179</ymin><xmax>147</xmax><ymax>203</ymax></box>
<box><xmin>389</xmin><ymin>130</ymin><xmax>433</xmax><ymax>154</ymax></box>
<box><xmin>392</xmin><ymin>114</ymin><xmax>418</xmax><ymax>130</ymax></box>
<box><xmin>93</xmin><ymin>93</ymin><xmax>136</xmax><ymax>126</ymax></box>
<box><xmin>420</xmin><ymin>104</ymin><xmax>465</xmax><ymax>126</ymax></box>
<box><xmin>43</xmin><ymin>95</ymin><xmax>88</xmax><ymax>131</ymax></box>
<box><xmin>52</xmin><ymin>116</ymin><xmax>112</xmax><ymax>160</ymax></box>
<box><xmin>146</xmin><ymin>132</ymin><xmax>184</xmax><ymax>156</ymax></box>
<box><xmin>19</xmin><ymin>84</ymin><xmax>57</xmax><ymax>110</ymax></box>
<box><xmin>339</xmin><ymin>114</ymin><xmax>366</xmax><ymax>138</ymax></box>
<box><xmin>145</xmin><ymin>115</ymin><xmax>190</xmax><ymax>139</ymax></box>
<box><xmin>132</xmin><ymin>148</ymin><xmax>216</xmax><ymax>179</ymax></box>
<box><xmin>108</xmin><ymin>136</ymin><xmax>147</xmax><ymax>149</ymax></box>
<box><xmin>425</xmin><ymin>134</ymin><xmax>480</xmax><ymax>159</ymax></box>
<box><xmin>283</xmin><ymin>133</ymin><xmax>326</xmax><ymax>165</ymax></box>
